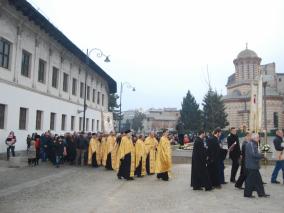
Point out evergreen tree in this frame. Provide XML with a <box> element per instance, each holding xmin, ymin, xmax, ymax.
<box><xmin>132</xmin><ymin>111</ymin><xmax>146</xmax><ymax>132</ymax></box>
<box><xmin>180</xmin><ymin>90</ymin><xmax>202</xmax><ymax>132</ymax></box>
<box><xmin>108</xmin><ymin>93</ymin><xmax>120</xmax><ymax>121</ymax></box>
<box><xmin>202</xmin><ymin>88</ymin><xmax>229</xmax><ymax>132</ymax></box>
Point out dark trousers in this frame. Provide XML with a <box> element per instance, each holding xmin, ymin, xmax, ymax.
<box><xmin>271</xmin><ymin>160</ymin><xmax>284</xmax><ymax>182</ymax></box>
<box><xmin>7</xmin><ymin>146</ymin><xmax>15</xmax><ymax>160</ymax></box>
<box><xmin>55</xmin><ymin>155</ymin><xmax>62</xmax><ymax>167</ymax></box>
<box><xmin>76</xmin><ymin>149</ymin><xmax>86</xmax><ymax>166</ymax></box>
<box><xmin>41</xmin><ymin>148</ymin><xmax>47</xmax><ymax>162</ymax></box>
<box><xmin>244</xmin><ymin>169</ymin><xmax>265</xmax><ymax>197</ymax></box>
<box><xmin>235</xmin><ymin>161</ymin><xmax>246</xmax><ymax>188</ymax></box>
<box><xmin>178</xmin><ymin>134</ymin><xmax>184</xmax><ymax>145</ymax></box>
<box><xmin>219</xmin><ymin>161</ymin><xmax>225</xmax><ymax>184</ymax></box>
<box><xmin>230</xmin><ymin>158</ymin><xmax>239</xmax><ymax>182</ymax></box>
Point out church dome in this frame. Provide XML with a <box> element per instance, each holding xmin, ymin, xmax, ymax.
<box><xmin>237</xmin><ymin>49</ymin><xmax>258</xmax><ymax>59</ymax></box>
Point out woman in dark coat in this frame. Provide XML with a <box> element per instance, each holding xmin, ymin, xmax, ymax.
<box><xmin>66</xmin><ymin>133</ymin><xmax>77</xmax><ymax>165</ymax></box>
<box><xmin>191</xmin><ymin>130</ymin><xmax>212</xmax><ymax>191</ymax></box>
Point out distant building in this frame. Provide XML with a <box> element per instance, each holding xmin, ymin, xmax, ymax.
<box><xmin>119</xmin><ymin>109</ymin><xmax>143</xmax><ymax>131</ymax></box>
<box><xmin>143</xmin><ymin>108</ymin><xmax>180</xmax><ymax>132</ymax></box>
<box><xmin>0</xmin><ymin>0</ymin><xmax>116</xmax><ymax>151</ymax></box>
<box><xmin>223</xmin><ymin>47</ymin><xmax>284</xmax><ymax>131</ymax></box>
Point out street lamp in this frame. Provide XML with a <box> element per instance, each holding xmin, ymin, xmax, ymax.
<box><xmin>118</xmin><ymin>82</ymin><xmax>135</xmax><ymax>133</ymax></box>
<box><xmin>262</xmin><ymin>74</ymin><xmax>273</xmax><ymax>145</ymax></box>
<box><xmin>83</xmin><ymin>48</ymin><xmax>110</xmax><ymax>133</ymax></box>
<box><xmin>263</xmin><ymin>81</ymin><xmax>268</xmax><ymax>145</ymax></box>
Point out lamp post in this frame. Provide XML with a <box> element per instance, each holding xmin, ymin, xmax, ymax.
<box><xmin>118</xmin><ymin>82</ymin><xmax>135</xmax><ymax>133</ymax></box>
<box><xmin>83</xmin><ymin>48</ymin><xmax>110</xmax><ymax>132</ymax></box>
<box><xmin>263</xmin><ymin>81</ymin><xmax>268</xmax><ymax>145</ymax></box>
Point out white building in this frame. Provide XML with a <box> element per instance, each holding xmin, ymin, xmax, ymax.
<box><xmin>0</xmin><ymin>0</ymin><xmax>117</xmax><ymax>152</ymax></box>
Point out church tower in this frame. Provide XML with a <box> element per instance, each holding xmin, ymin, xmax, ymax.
<box><xmin>233</xmin><ymin>45</ymin><xmax>262</xmax><ymax>82</ymax></box>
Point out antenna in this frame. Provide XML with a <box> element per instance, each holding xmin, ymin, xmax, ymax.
<box><xmin>246</xmin><ymin>42</ymin><xmax>248</xmax><ymax>49</ymax></box>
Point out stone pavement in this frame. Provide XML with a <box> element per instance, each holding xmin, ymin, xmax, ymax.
<box><xmin>0</xmin><ymin>161</ymin><xmax>283</xmax><ymax>213</ymax></box>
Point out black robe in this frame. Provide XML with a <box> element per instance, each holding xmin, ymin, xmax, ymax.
<box><xmin>191</xmin><ymin>137</ymin><xmax>212</xmax><ymax>190</ymax></box>
<box><xmin>135</xmin><ymin>157</ymin><xmax>143</xmax><ymax>177</ymax></box>
<box><xmin>117</xmin><ymin>153</ymin><xmax>132</xmax><ymax>179</ymax></box>
<box><xmin>207</xmin><ymin>136</ymin><xmax>221</xmax><ymax>187</ymax></box>
<box><xmin>105</xmin><ymin>153</ymin><xmax>113</xmax><ymax>170</ymax></box>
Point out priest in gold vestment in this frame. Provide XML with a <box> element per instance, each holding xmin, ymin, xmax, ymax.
<box><xmin>88</xmin><ymin>133</ymin><xmax>101</xmax><ymax>167</ymax></box>
<box><xmin>102</xmin><ymin>132</ymin><xmax>116</xmax><ymax>170</ymax></box>
<box><xmin>100</xmin><ymin>134</ymin><xmax>108</xmax><ymax>167</ymax></box>
<box><xmin>135</xmin><ymin>135</ymin><xmax>147</xmax><ymax>177</ymax></box>
<box><xmin>144</xmin><ymin>131</ymin><xmax>158</xmax><ymax>175</ymax></box>
<box><xmin>155</xmin><ymin>129</ymin><xmax>172</xmax><ymax>181</ymax></box>
<box><xmin>117</xmin><ymin>130</ymin><xmax>135</xmax><ymax>180</ymax></box>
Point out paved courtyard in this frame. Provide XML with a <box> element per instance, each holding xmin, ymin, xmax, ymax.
<box><xmin>0</xmin><ymin>161</ymin><xmax>283</xmax><ymax>213</ymax></box>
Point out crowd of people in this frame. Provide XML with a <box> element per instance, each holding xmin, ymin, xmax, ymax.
<box><xmin>4</xmin><ymin>127</ymin><xmax>284</xmax><ymax>198</ymax></box>
<box><xmin>191</xmin><ymin>127</ymin><xmax>284</xmax><ymax>198</ymax></box>
<box><xmin>5</xmin><ymin>129</ymin><xmax>172</xmax><ymax>181</ymax></box>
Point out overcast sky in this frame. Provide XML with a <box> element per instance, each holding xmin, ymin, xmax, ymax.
<box><xmin>28</xmin><ymin>0</ymin><xmax>284</xmax><ymax>111</ymax></box>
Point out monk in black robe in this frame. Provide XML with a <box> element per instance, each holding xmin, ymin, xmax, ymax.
<box><xmin>117</xmin><ymin>130</ymin><xmax>135</xmax><ymax>180</ymax></box>
<box><xmin>207</xmin><ymin>128</ymin><xmax>222</xmax><ymax>189</ymax></box>
<box><xmin>191</xmin><ymin>130</ymin><xmax>212</xmax><ymax>191</ymax></box>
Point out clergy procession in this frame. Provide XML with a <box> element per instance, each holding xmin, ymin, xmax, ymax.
<box><xmin>19</xmin><ymin>129</ymin><xmax>172</xmax><ymax>181</ymax></box>
<box><xmin>7</xmin><ymin>126</ymin><xmax>283</xmax><ymax>199</ymax></box>
<box><xmin>6</xmin><ymin>124</ymin><xmax>284</xmax><ymax>200</ymax></box>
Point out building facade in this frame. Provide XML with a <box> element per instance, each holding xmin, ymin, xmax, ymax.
<box><xmin>223</xmin><ymin>47</ymin><xmax>284</xmax><ymax>132</ymax></box>
<box><xmin>143</xmin><ymin>108</ymin><xmax>180</xmax><ymax>132</ymax></box>
<box><xmin>0</xmin><ymin>0</ymin><xmax>116</xmax><ymax>151</ymax></box>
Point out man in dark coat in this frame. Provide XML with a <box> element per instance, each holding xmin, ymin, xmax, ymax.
<box><xmin>235</xmin><ymin>132</ymin><xmax>251</xmax><ymax>189</ymax></box>
<box><xmin>75</xmin><ymin>132</ymin><xmax>88</xmax><ymax>166</ymax></box>
<box><xmin>271</xmin><ymin>129</ymin><xmax>284</xmax><ymax>184</ymax></box>
<box><xmin>207</xmin><ymin>128</ymin><xmax>222</xmax><ymax>189</ymax></box>
<box><xmin>227</xmin><ymin>127</ymin><xmax>241</xmax><ymax>182</ymax></box>
<box><xmin>191</xmin><ymin>129</ymin><xmax>212</xmax><ymax>191</ymax></box>
<box><xmin>176</xmin><ymin>120</ymin><xmax>185</xmax><ymax>146</ymax></box>
<box><xmin>244</xmin><ymin>133</ymin><xmax>269</xmax><ymax>198</ymax></box>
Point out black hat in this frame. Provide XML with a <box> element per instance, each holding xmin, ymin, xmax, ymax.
<box><xmin>124</xmin><ymin>129</ymin><xmax>131</xmax><ymax>134</ymax></box>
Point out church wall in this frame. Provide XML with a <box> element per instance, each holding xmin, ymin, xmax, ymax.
<box><xmin>276</xmin><ymin>74</ymin><xmax>284</xmax><ymax>96</ymax></box>
<box><xmin>227</xmin><ymin>84</ymin><xmax>250</xmax><ymax>96</ymax></box>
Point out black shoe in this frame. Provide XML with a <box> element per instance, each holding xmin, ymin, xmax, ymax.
<box><xmin>126</xmin><ymin>177</ymin><xmax>134</xmax><ymax>181</ymax></box>
<box><xmin>244</xmin><ymin>195</ymin><xmax>255</xmax><ymax>198</ymax></box>
<box><xmin>117</xmin><ymin>175</ymin><xmax>122</xmax><ymax>179</ymax></box>
<box><xmin>222</xmin><ymin>182</ymin><xmax>228</xmax><ymax>184</ymax></box>
<box><xmin>214</xmin><ymin>185</ymin><xmax>222</xmax><ymax>189</ymax></box>
<box><xmin>262</xmin><ymin>182</ymin><xmax>267</xmax><ymax>184</ymax></box>
<box><xmin>230</xmin><ymin>180</ymin><xmax>236</xmax><ymax>183</ymax></box>
<box><xmin>259</xmin><ymin>194</ymin><xmax>270</xmax><ymax>198</ymax></box>
<box><xmin>162</xmin><ymin>178</ymin><xmax>169</xmax><ymax>181</ymax></box>
<box><xmin>193</xmin><ymin>187</ymin><xmax>203</xmax><ymax>191</ymax></box>
<box><xmin>235</xmin><ymin>186</ymin><xmax>245</xmax><ymax>190</ymax></box>
<box><xmin>205</xmin><ymin>188</ymin><xmax>213</xmax><ymax>191</ymax></box>
<box><xmin>271</xmin><ymin>180</ymin><xmax>280</xmax><ymax>184</ymax></box>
